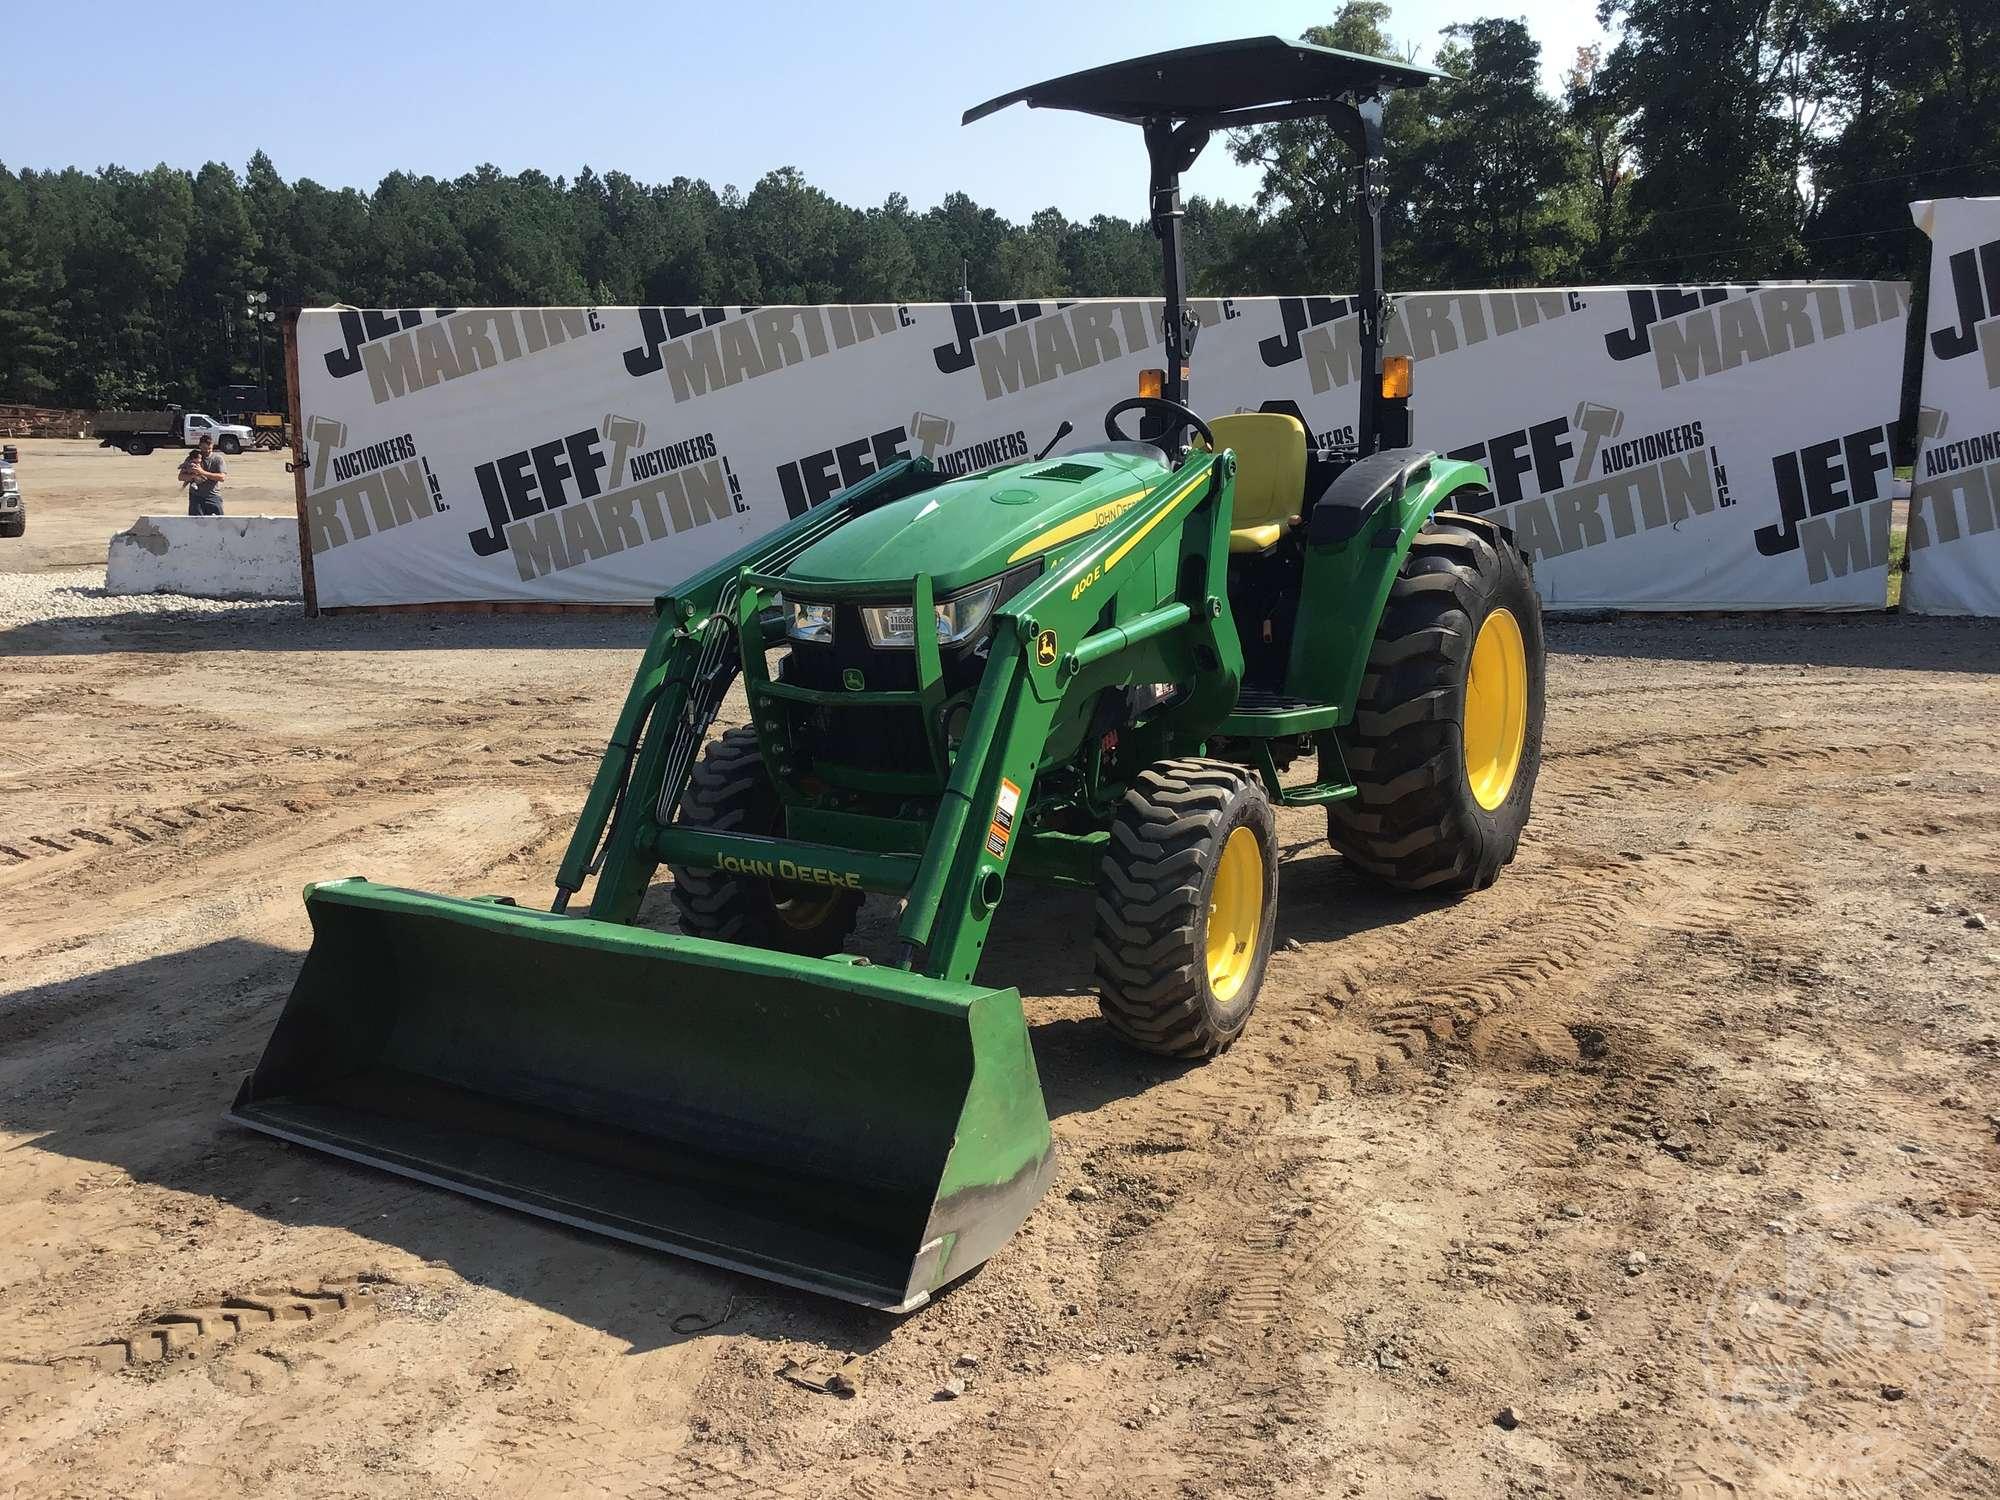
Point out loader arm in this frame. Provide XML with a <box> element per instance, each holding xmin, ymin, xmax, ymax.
<box><xmin>559</xmin><ymin>458</ymin><xmax>939</xmax><ymax>921</ymax></box>
<box><xmin>896</xmin><ymin>447</ymin><xmax>1240</xmax><ymax>981</ymax></box>
<box><xmin>643</xmin><ymin>448</ymin><xmax>1240</xmax><ymax>982</ymax></box>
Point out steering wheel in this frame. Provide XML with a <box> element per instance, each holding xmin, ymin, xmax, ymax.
<box><xmin>1104</xmin><ymin>396</ymin><xmax>1212</xmax><ymax>454</ymax></box>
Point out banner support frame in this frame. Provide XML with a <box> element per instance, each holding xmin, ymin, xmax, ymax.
<box><xmin>283</xmin><ymin>309</ymin><xmax>319</xmax><ymax>618</ymax></box>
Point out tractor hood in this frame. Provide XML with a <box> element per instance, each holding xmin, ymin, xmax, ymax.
<box><xmin>783</xmin><ymin>446</ymin><xmax>1174</xmax><ymax>595</ymax></box>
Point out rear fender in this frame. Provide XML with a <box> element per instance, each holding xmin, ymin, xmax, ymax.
<box><xmin>1283</xmin><ymin>452</ymin><xmax>1491</xmax><ymax>715</ymax></box>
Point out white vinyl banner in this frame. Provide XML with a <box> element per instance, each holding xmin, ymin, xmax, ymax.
<box><xmin>296</xmin><ymin>285</ymin><xmax>1908</xmax><ymax>611</ymax></box>
<box><xmin>1907</xmin><ymin>199</ymin><xmax>2000</xmax><ymax>617</ymax></box>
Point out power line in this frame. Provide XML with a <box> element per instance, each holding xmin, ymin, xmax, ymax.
<box><xmin>1602</xmin><ymin>151</ymin><xmax>2000</xmax><ymax>232</ymax></box>
<box><xmin>1608</xmin><ymin>223</ymin><xmax>1909</xmax><ymax>274</ymax></box>
<box><xmin>1812</xmin><ymin>150</ymin><xmax>2000</xmax><ymax>197</ymax></box>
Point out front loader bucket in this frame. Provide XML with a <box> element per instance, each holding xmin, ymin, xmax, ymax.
<box><xmin>229</xmin><ymin>879</ymin><xmax>1054</xmax><ymax>1311</ymax></box>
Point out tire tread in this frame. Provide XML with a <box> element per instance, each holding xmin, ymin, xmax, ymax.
<box><xmin>1093</xmin><ymin>758</ymin><xmax>1275</xmax><ymax>1059</ymax></box>
<box><xmin>1325</xmin><ymin>513</ymin><xmax>1544</xmax><ymax>894</ymax></box>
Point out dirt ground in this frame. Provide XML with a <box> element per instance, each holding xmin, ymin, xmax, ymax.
<box><xmin>0</xmin><ymin>438</ymin><xmax>297</xmax><ymax>574</ymax></box>
<box><xmin>1</xmin><ymin>491</ymin><xmax>1998</xmax><ymax>1496</ymax></box>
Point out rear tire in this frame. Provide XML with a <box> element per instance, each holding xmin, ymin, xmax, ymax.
<box><xmin>125</xmin><ymin>437</ymin><xmax>151</xmax><ymax>456</ymax></box>
<box><xmin>1324</xmin><ymin>511</ymin><xmax>1544</xmax><ymax>893</ymax></box>
<box><xmin>669</xmin><ymin>725</ymin><xmax>862</xmax><ymax>956</ymax></box>
<box><xmin>1093</xmin><ymin>758</ymin><xmax>1277</xmax><ymax>1058</ymax></box>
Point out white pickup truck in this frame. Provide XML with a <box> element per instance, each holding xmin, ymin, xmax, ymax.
<box><xmin>91</xmin><ymin>407</ymin><xmax>256</xmax><ymax>457</ymax></box>
<box><xmin>1</xmin><ymin>443</ymin><xmax>23</xmax><ymax>538</ymax></box>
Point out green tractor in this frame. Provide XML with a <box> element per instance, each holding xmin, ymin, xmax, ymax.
<box><xmin>231</xmin><ymin>37</ymin><xmax>1544</xmax><ymax>1312</ymax></box>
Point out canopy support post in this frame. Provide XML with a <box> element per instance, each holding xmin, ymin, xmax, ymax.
<box><xmin>1143</xmin><ymin>117</ymin><xmax>1210</xmax><ymax>410</ymax></box>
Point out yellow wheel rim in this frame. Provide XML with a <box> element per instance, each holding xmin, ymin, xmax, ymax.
<box><xmin>774</xmin><ymin>889</ymin><xmax>840</xmax><ymax>931</ymax></box>
<box><xmin>1463</xmin><ymin>607</ymin><xmax>1528</xmax><ymax>811</ymax></box>
<box><xmin>1206</xmin><ymin>825</ymin><xmax>1264</xmax><ymax>1003</ymax></box>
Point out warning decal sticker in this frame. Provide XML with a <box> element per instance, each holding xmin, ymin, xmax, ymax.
<box><xmin>985</xmin><ymin>777</ymin><xmax>1022</xmax><ymax>858</ymax></box>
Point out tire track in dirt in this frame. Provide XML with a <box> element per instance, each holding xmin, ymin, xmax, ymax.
<box><xmin>8</xmin><ymin>618</ymin><xmax>1995</xmax><ymax>1500</ymax></box>
<box><xmin>0</xmin><ymin>745</ymin><xmax>350</xmax><ymax>796</ymax></box>
<box><xmin>3</xmin><ymin>733</ymin><xmax>606</xmax><ymax>800</ymax></box>
<box><xmin>1540</xmin><ymin>726</ymin><xmax>1956</xmax><ymax>815</ymax></box>
<box><xmin>841</xmin><ymin>1415</ymin><xmax>1091</xmax><ymax>1500</ymax></box>
<box><xmin>0</xmin><ymin>789</ymin><xmax>561</xmax><ymax>1017</ymax></box>
<box><xmin>820</xmin><ymin>754</ymin><xmax>1856</xmax><ymax>1495</ymax></box>
<box><xmin>802</xmin><ymin>851</ymin><xmax>1698</xmax><ymax>1498</ymax></box>
<box><xmin>1690</xmin><ymin>1224</ymin><xmax>2000</xmax><ymax>1499</ymax></box>
<box><xmin>452</xmin><ymin>1432</ymin><xmax>785</xmax><ymax>1500</ymax></box>
<box><xmin>50</xmin><ymin>1277</ymin><xmax>385</xmax><ymax>1373</ymax></box>
<box><xmin>0</xmin><ymin>798</ymin><xmax>269</xmax><ymax>868</ymax></box>
<box><xmin>0</xmin><ymin>751</ymin><xmax>594</xmax><ymax>913</ymax></box>
<box><xmin>1016</xmin><ymin>805</ymin><xmax>1839</xmax><ymax>1489</ymax></box>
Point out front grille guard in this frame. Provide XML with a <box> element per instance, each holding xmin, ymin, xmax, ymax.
<box><xmin>647</xmin><ymin>508</ymin><xmax>856</xmax><ymax>832</ymax></box>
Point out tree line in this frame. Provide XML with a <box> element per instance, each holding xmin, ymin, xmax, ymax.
<box><xmin>0</xmin><ymin>0</ymin><xmax>1993</xmax><ymax>410</ymax></box>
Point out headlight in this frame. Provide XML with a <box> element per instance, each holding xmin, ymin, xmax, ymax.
<box><xmin>861</xmin><ymin>582</ymin><xmax>1001</xmax><ymax>649</ymax></box>
<box><xmin>787</xmin><ymin>600</ymin><xmax>834</xmax><ymax>643</ymax></box>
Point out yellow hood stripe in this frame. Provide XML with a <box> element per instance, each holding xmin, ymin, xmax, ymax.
<box><xmin>1106</xmin><ymin>469</ymin><xmax>1210</xmax><ymax>571</ymax></box>
<box><xmin>1004</xmin><ymin>488</ymin><xmax>1147</xmax><ymax>563</ymax></box>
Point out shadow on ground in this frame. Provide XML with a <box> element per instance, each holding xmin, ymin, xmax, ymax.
<box><xmin>1545</xmin><ymin>611</ymin><xmax>2000</xmax><ymax>673</ymax></box>
<box><xmin>2</xmin><ymin>935</ymin><xmax>894</xmax><ymax>1357</ymax></box>
<box><xmin>8</xmin><ymin>595</ymin><xmax>1994</xmax><ymax>675</ymax></box>
<box><xmin>3</xmin><ymin>847</ymin><xmax>1428</xmax><ymax>1354</ymax></box>
<box><xmin>0</xmin><ymin>598</ymin><xmax>654</xmax><ymax>657</ymax></box>
<box><xmin>955</xmin><ymin>846</ymin><xmax>1440</xmax><ymax>1124</ymax></box>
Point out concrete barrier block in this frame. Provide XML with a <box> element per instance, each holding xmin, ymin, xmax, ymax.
<box><xmin>106</xmin><ymin>515</ymin><xmax>302</xmax><ymax>599</ymax></box>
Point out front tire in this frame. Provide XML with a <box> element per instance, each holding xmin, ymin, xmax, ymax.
<box><xmin>0</xmin><ymin>506</ymin><xmax>22</xmax><ymax>538</ymax></box>
<box><xmin>668</xmin><ymin>725</ymin><xmax>862</xmax><ymax>956</ymax></box>
<box><xmin>1325</xmin><ymin>511</ymin><xmax>1544</xmax><ymax>893</ymax></box>
<box><xmin>1093</xmin><ymin>759</ymin><xmax>1277</xmax><ymax>1058</ymax></box>
<box><xmin>218</xmin><ymin>435</ymin><xmax>243</xmax><ymax>455</ymax></box>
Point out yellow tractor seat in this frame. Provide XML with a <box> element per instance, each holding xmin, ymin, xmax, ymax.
<box><xmin>1208</xmin><ymin>412</ymin><xmax>1308</xmax><ymax>553</ymax></box>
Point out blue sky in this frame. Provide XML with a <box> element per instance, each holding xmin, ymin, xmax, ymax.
<box><xmin>10</xmin><ymin>0</ymin><xmax>1614</xmax><ymax>220</ymax></box>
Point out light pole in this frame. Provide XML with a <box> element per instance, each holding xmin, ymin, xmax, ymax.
<box><xmin>244</xmin><ymin>291</ymin><xmax>276</xmax><ymax>411</ymax></box>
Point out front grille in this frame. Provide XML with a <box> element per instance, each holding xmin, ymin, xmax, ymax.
<box><xmin>779</xmin><ymin>633</ymin><xmax>987</xmax><ymax>782</ymax></box>
<box><xmin>786</xmin><ymin>614</ymin><xmax>921</xmax><ymax>692</ymax></box>
<box><xmin>785</xmin><ymin>629</ymin><xmax>995</xmax><ymax>695</ymax></box>
<box><xmin>774</xmin><ymin>562</ymin><xmax>1038</xmax><ymax>781</ymax></box>
<box><xmin>797</xmin><ymin>703</ymin><xmax>935</xmax><ymax>775</ymax></box>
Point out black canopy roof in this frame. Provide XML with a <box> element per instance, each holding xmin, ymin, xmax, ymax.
<box><xmin>963</xmin><ymin>35</ymin><xmax>1446</xmax><ymax>127</ymax></box>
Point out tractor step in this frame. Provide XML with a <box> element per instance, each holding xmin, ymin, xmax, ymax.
<box><xmin>1274</xmin><ymin>779</ymin><xmax>1360</xmax><ymax>807</ymax></box>
<box><xmin>1218</xmin><ymin>692</ymin><xmax>1344</xmax><ymax>737</ymax></box>
<box><xmin>1224</xmin><ymin>698</ymin><xmax>1361</xmax><ymax>809</ymax></box>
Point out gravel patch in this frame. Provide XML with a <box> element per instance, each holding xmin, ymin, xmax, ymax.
<box><xmin>0</xmin><ymin>566</ymin><xmax>300</xmax><ymax>631</ymax></box>
<box><xmin>0</xmin><ymin>565</ymin><xmax>655</xmax><ymax>654</ymax></box>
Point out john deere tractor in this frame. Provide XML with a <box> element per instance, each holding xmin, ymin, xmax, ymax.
<box><xmin>232</xmin><ymin>37</ymin><xmax>1544</xmax><ymax>1312</ymax></box>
